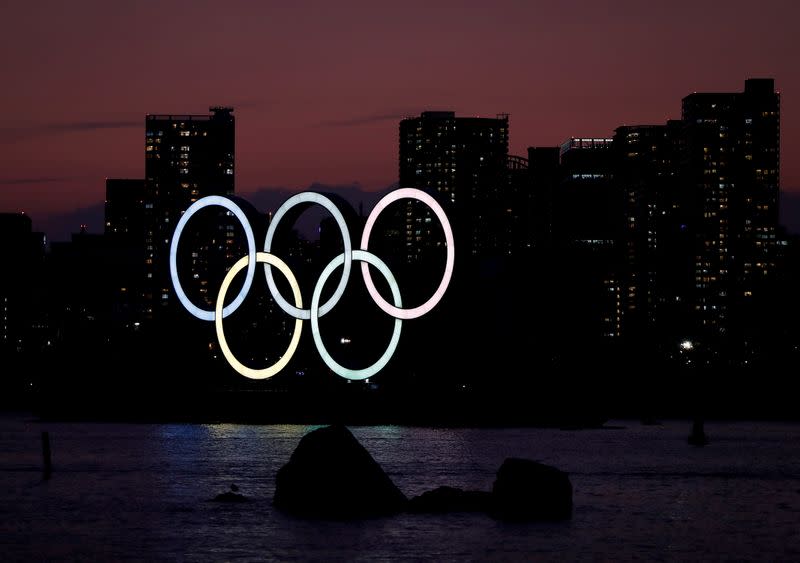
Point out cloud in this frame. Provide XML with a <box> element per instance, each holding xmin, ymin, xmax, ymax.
<box><xmin>227</xmin><ymin>98</ymin><xmax>272</xmax><ymax>110</ymax></box>
<box><xmin>37</xmin><ymin>182</ymin><xmax>399</xmax><ymax>242</ymax></box>
<box><xmin>316</xmin><ymin>109</ymin><xmax>420</xmax><ymax>128</ymax></box>
<box><xmin>45</xmin><ymin>120</ymin><xmax>140</xmax><ymax>133</ymax></box>
<box><xmin>0</xmin><ymin>119</ymin><xmax>140</xmax><ymax>143</ymax></box>
<box><xmin>0</xmin><ymin>176</ymin><xmax>77</xmax><ymax>185</ymax></box>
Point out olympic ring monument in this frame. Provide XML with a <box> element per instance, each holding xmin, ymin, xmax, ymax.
<box><xmin>169</xmin><ymin>188</ymin><xmax>454</xmax><ymax>381</ymax></box>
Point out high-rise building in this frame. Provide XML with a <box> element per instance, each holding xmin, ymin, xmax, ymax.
<box><xmin>527</xmin><ymin>146</ymin><xmax>560</xmax><ymax>251</ymax></box>
<box><xmin>514</xmin><ymin>78</ymin><xmax>782</xmax><ymax>372</ymax></box>
<box><xmin>681</xmin><ymin>79</ymin><xmax>780</xmax><ymax>345</ymax></box>
<box><xmin>143</xmin><ymin>106</ymin><xmax>235</xmax><ymax>316</ymax></box>
<box><xmin>0</xmin><ymin>213</ymin><xmax>46</xmax><ymax>355</ymax></box>
<box><xmin>105</xmin><ymin>178</ymin><xmax>145</xmax><ymax>240</ymax></box>
<box><xmin>557</xmin><ymin>138</ymin><xmax>616</xmax><ymax>243</ymax></box>
<box><xmin>105</xmin><ymin>178</ymin><xmax>146</xmax><ymax>323</ymax></box>
<box><xmin>504</xmin><ymin>154</ymin><xmax>534</xmax><ymax>257</ymax></box>
<box><xmin>49</xmin><ymin>227</ymin><xmax>109</xmax><ymax>331</ymax></box>
<box><xmin>398</xmin><ymin>111</ymin><xmax>509</xmax><ymax>260</ymax></box>
<box><xmin>520</xmin><ymin>140</ymin><xmax>622</xmax><ymax>374</ymax></box>
<box><xmin>606</xmin><ymin>79</ymin><xmax>780</xmax><ymax>362</ymax></box>
<box><xmin>613</xmin><ymin>122</ymin><xmax>690</xmax><ymax>345</ymax></box>
<box><xmin>557</xmin><ymin>137</ymin><xmax>622</xmax><ymax>339</ymax></box>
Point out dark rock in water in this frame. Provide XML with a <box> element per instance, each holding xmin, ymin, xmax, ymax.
<box><xmin>212</xmin><ymin>491</ymin><xmax>248</xmax><ymax>503</ymax></box>
<box><xmin>212</xmin><ymin>485</ymin><xmax>248</xmax><ymax>503</ymax></box>
<box><xmin>491</xmin><ymin>458</ymin><xmax>572</xmax><ymax>520</ymax></box>
<box><xmin>408</xmin><ymin>486</ymin><xmax>492</xmax><ymax>513</ymax></box>
<box><xmin>274</xmin><ymin>424</ymin><xmax>407</xmax><ymax>518</ymax></box>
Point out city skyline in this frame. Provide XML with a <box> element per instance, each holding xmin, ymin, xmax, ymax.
<box><xmin>1</xmin><ymin>77</ymin><xmax>794</xmax><ymax>415</ymax></box>
<box><xmin>1</xmin><ymin>1</ymin><xmax>799</xmax><ymax>240</ymax></box>
<box><xmin>5</xmin><ymin>5</ymin><xmax>800</xmax><ymax>561</ymax></box>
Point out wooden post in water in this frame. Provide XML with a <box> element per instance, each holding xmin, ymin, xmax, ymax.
<box><xmin>688</xmin><ymin>418</ymin><xmax>709</xmax><ymax>446</ymax></box>
<box><xmin>41</xmin><ymin>431</ymin><xmax>52</xmax><ymax>480</ymax></box>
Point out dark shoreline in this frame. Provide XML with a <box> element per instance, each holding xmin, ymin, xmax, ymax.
<box><xmin>6</xmin><ymin>388</ymin><xmax>800</xmax><ymax>426</ymax></box>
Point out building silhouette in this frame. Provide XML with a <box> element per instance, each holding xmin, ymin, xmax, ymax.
<box><xmin>609</xmin><ymin>79</ymin><xmax>782</xmax><ymax>363</ymax></box>
<box><xmin>105</xmin><ymin>178</ymin><xmax>146</xmax><ymax>325</ymax></box>
<box><xmin>504</xmin><ymin>154</ymin><xmax>534</xmax><ymax>257</ymax></box>
<box><xmin>398</xmin><ymin>111</ymin><xmax>509</xmax><ymax>260</ymax></box>
<box><xmin>681</xmin><ymin>79</ymin><xmax>780</xmax><ymax>354</ymax></box>
<box><xmin>143</xmin><ymin>106</ymin><xmax>235</xmax><ymax>317</ymax></box>
<box><xmin>106</xmin><ymin>179</ymin><xmax>145</xmax><ymax>240</ymax></box>
<box><xmin>0</xmin><ymin>213</ymin><xmax>46</xmax><ymax>356</ymax></box>
<box><xmin>528</xmin><ymin>146</ymin><xmax>560</xmax><ymax>251</ymax></box>
<box><xmin>525</xmin><ymin>139</ymin><xmax>623</xmax><ymax>369</ymax></box>
<box><xmin>0</xmin><ymin>213</ymin><xmax>47</xmax><ymax>398</ymax></box>
<box><xmin>558</xmin><ymin>138</ymin><xmax>622</xmax><ymax>339</ymax></box>
<box><xmin>527</xmin><ymin>79</ymin><xmax>783</xmax><ymax>369</ymax></box>
<box><xmin>614</xmin><ymin>122</ymin><xmax>688</xmax><ymax>349</ymax></box>
<box><xmin>48</xmin><ymin>227</ymin><xmax>109</xmax><ymax>336</ymax></box>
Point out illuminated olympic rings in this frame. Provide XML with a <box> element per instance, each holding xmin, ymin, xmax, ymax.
<box><xmin>169</xmin><ymin>188</ymin><xmax>454</xmax><ymax>381</ymax></box>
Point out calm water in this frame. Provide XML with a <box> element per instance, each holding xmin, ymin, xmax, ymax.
<box><xmin>1</xmin><ymin>414</ymin><xmax>799</xmax><ymax>561</ymax></box>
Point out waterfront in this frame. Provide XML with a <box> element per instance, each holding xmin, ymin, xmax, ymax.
<box><xmin>1</xmin><ymin>415</ymin><xmax>799</xmax><ymax>561</ymax></box>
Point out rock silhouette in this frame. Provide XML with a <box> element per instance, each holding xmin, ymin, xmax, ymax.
<box><xmin>491</xmin><ymin>458</ymin><xmax>573</xmax><ymax>520</ymax></box>
<box><xmin>274</xmin><ymin>426</ymin><xmax>573</xmax><ymax>521</ymax></box>
<box><xmin>273</xmin><ymin>425</ymin><xmax>407</xmax><ymax>518</ymax></box>
<box><xmin>408</xmin><ymin>486</ymin><xmax>492</xmax><ymax>513</ymax></box>
<box><xmin>211</xmin><ymin>483</ymin><xmax>248</xmax><ymax>503</ymax></box>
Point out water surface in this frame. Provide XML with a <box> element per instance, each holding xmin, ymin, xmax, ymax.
<box><xmin>1</xmin><ymin>415</ymin><xmax>799</xmax><ymax>560</ymax></box>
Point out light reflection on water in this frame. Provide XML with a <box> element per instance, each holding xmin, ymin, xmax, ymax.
<box><xmin>1</xmin><ymin>416</ymin><xmax>799</xmax><ymax>561</ymax></box>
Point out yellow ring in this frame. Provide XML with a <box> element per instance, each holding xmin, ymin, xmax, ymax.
<box><xmin>215</xmin><ymin>252</ymin><xmax>303</xmax><ymax>380</ymax></box>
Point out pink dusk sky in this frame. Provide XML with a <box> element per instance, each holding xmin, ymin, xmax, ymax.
<box><xmin>1</xmin><ymin>0</ymin><xmax>798</xmax><ymax>237</ymax></box>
